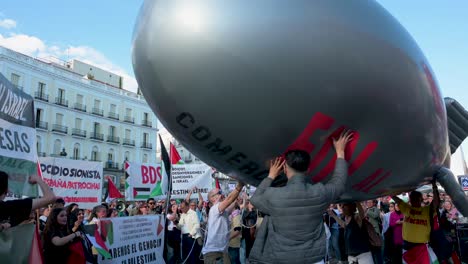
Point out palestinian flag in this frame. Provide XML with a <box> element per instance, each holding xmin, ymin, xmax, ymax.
<box><xmin>83</xmin><ymin>220</ymin><xmax>114</xmax><ymax>260</ymax></box>
<box><xmin>151</xmin><ymin>135</ymin><xmax>171</xmax><ymax>197</ymax></box>
<box><xmin>170</xmin><ymin>143</ymin><xmax>183</xmax><ymax>164</ymax></box>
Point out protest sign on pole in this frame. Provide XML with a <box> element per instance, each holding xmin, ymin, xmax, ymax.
<box><xmin>459</xmin><ymin>175</ymin><xmax>468</xmax><ymax>191</ymax></box>
<box><xmin>125</xmin><ymin>162</ymin><xmax>164</xmax><ymax>201</ymax></box>
<box><xmin>39</xmin><ymin>157</ymin><xmax>103</xmax><ymax>208</ymax></box>
<box><xmin>170</xmin><ymin>164</ymin><xmax>212</xmax><ymax>200</ymax></box>
<box><xmin>84</xmin><ymin>215</ymin><xmax>165</xmax><ymax>264</ymax></box>
<box><xmin>0</xmin><ymin>73</ymin><xmax>38</xmax><ymax>199</ymax></box>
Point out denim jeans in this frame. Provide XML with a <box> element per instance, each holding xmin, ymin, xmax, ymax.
<box><xmin>229</xmin><ymin>247</ymin><xmax>241</xmax><ymax>264</ymax></box>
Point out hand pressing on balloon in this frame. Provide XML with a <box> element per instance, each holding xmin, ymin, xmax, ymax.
<box><xmin>333</xmin><ymin>130</ymin><xmax>353</xmax><ymax>159</ymax></box>
<box><xmin>268</xmin><ymin>157</ymin><xmax>285</xmax><ymax>180</ymax></box>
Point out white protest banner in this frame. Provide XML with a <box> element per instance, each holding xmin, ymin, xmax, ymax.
<box><xmin>0</xmin><ymin>73</ymin><xmax>38</xmax><ymax>198</ymax></box>
<box><xmin>84</xmin><ymin>215</ymin><xmax>165</xmax><ymax>264</ymax></box>
<box><xmin>171</xmin><ymin>164</ymin><xmax>212</xmax><ymax>200</ymax></box>
<box><xmin>125</xmin><ymin>162</ymin><xmax>163</xmax><ymax>201</ymax></box>
<box><xmin>39</xmin><ymin>157</ymin><xmax>103</xmax><ymax>208</ymax></box>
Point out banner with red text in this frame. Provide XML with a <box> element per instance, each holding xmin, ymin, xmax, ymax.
<box><xmin>125</xmin><ymin>162</ymin><xmax>163</xmax><ymax>201</ymax></box>
<box><xmin>39</xmin><ymin>157</ymin><xmax>103</xmax><ymax>208</ymax></box>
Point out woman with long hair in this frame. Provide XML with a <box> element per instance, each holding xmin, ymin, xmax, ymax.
<box><xmin>136</xmin><ymin>203</ymin><xmax>149</xmax><ymax>215</ymax></box>
<box><xmin>42</xmin><ymin>208</ymin><xmax>84</xmax><ymax>264</ymax></box>
<box><xmin>87</xmin><ymin>205</ymin><xmax>107</xmax><ymax>224</ymax></box>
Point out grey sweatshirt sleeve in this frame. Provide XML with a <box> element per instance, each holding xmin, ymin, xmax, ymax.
<box><xmin>322</xmin><ymin>158</ymin><xmax>348</xmax><ymax>203</ymax></box>
<box><xmin>250</xmin><ymin>177</ymin><xmax>274</xmax><ymax>215</ymax></box>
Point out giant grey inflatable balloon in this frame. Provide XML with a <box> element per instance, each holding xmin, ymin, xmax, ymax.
<box><xmin>132</xmin><ymin>0</ymin><xmax>468</xmax><ymax>209</ymax></box>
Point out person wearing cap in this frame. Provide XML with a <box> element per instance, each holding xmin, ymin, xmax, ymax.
<box><xmin>202</xmin><ymin>181</ymin><xmax>245</xmax><ymax>263</ymax></box>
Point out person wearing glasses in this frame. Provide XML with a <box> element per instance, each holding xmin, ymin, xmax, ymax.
<box><xmin>248</xmin><ymin>131</ymin><xmax>352</xmax><ymax>264</ymax></box>
<box><xmin>147</xmin><ymin>198</ymin><xmax>161</xmax><ymax>214</ymax></box>
<box><xmin>202</xmin><ymin>181</ymin><xmax>245</xmax><ymax>263</ymax></box>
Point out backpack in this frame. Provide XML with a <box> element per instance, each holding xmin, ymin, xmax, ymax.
<box><xmin>363</xmin><ymin>218</ymin><xmax>382</xmax><ymax>247</ymax></box>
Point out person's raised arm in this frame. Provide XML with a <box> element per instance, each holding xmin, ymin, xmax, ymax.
<box><xmin>431</xmin><ymin>181</ymin><xmax>440</xmax><ymax>211</ymax></box>
<box><xmin>185</xmin><ymin>187</ymin><xmax>194</xmax><ymax>204</ymax></box>
<box><xmin>250</xmin><ymin>158</ymin><xmax>285</xmax><ymax>215</ymax></box>
<box><xmin>197</xmin><ymin>188</ymin><xmax>204</xmax><ymax>209</ymax></box>
<box><xmin>323</xmin><ymin>131</ymin><xmax>353</xmax><ymax>202</ymax></box>
<box><xmin>219</xmin><ymin>182</ymin><xmax>244</xmax><ymax>213</ymax></box>
<box><xmin>30</xmin><ymin>174</ymin><xmax>56</xmax><ymax>210</ymax></box>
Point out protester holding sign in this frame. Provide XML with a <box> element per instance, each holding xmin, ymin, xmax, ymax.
<box><xmin>0</xmin><ymin>170</ymin><xmax>56</xmax><ymax>228</ymax></box>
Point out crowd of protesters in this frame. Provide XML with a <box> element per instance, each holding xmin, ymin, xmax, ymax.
<box><xmin>0</xmin><ymin>143</ymin><xmax>466</xmax><ymax>264</ymax></box>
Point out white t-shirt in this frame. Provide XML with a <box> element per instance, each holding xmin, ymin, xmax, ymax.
<box><xmin>202</xmin><ymin>202</ymin><xmax>230</xmax><ymax>254</ymax></box>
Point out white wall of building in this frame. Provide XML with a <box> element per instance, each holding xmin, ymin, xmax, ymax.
<box><xmin>0</xmin><ymin>47</ymin><xmax>158</xmax><ymax>190</ymax></box>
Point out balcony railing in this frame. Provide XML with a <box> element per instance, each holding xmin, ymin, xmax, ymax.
<box><xmin>72</xmin><ymin>128</ymin><xmax>86</xmax><ymax>138</ymax></box>
<box><xmin>70</xmin><ymin>156</ymin><xmax>81</xmax><ymax>160</ymax></box>
<box><xmin>108</xmin><ymin>112</ymin><xmax>119</xmax><ymax>120</ymax></box>
<box><xmin>37</xmin><ymin>152</ymin><xmax>46</xmax><ymax>157</ymax></box>
<box><xmin>107</xmin><ymin>135</ymin><xmax>120</xmax><ymax>144</ymax></box>
<box><xmin>54</xmin><ymin>97</ymin><xmax>68</xmax><ymax>107</ymax></box>
<box><xmin>74</xmin><ymin>103</ymin><xmax>87</xmax><ymax>112</ymax></box>
<box><xmin>90</xmin><ymin>132</ymin><xmax>104</xmax><ymax>141</ymax></box>
<box><xmin>142</xmin><ymin>119</ymin><xmax>152</xmax><ymax>127</ymax></box>
<box><xmin>35</xmin><ymin>121</ymin><xmax>48</xmax><ymax>130</ymax></box>
<box><xmin>92</xmin><ymin>108</ymin><xmax>104</xmax><ymax>116</ymax></box>
<box><xmin>52</xmin><ymin>124</ymin><xmax>68</xmax><ymax>134</ymax></box>
<box><xmin>105</xmin><ymin>162</ymin><xmax>119</xmax><ymax>170</ymax></box>
<box><xmin>123</xmin><ymin>138</ymin><xmax>135</xmax><ymax>146</ymax></box>
<box><xmin>124</xmin><ymin>116</ymin><xmax>134</xmax><ymax>124</ymax></box>
<box><xmin>34</xmin><ymin>92</ymin><xmax>49</xmax><ymax>102</ymax></box>
<box><xmin>141</xmin><ymin>142</ymin><xmax>152</xmax><ymax>149</ymax></box>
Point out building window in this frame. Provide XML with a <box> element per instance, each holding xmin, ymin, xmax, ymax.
<box><xmin>125</xmin><ymin>129</ymin><xmax>131</xmax><ymax>139</ymax></box>
<box><xmin>53</xmin><ymin>139</ymin><xmax>62</xmax><ymax>155</ymax></box>
<box><xmin>56</xmin><ymin>113</ymin><xmax>63</xmax><ymax>125</ymax></box>
<box><xmin>75</xmin><ymin>118</ymin><xmax>82</xmax><ymax>129</ymax></box>
<box><xmin>126</xmin><ymin>108</ymin><xmax>132</xmax><ymax>117</ymax></box>
<box><xmin>11</xmin><ymin>73</ymin><xmax>20</xmax><ymax>87</ymax></box>
<box><xmin>73</xmin><ymin>143</ymin><xmax>80</xmax><ymax>159</ymax></box>
<box><xmin>76</xmin><ymin>94</ymin><xmax>83</xmax><ymax>104</ymax></box>
<box><xmin>94</xmin><ymin>122</ymin><xmax>100</xmax><ymax>133</ymax></box>
<box><xmin>38</xmin><ymin>82</ymin><xmax>46</xmax><ymax>93</ymax></box>
<box><xmin>109</xmin><ymin>126</ymin><xmax>116</xmax><ymax>137</ymax></box>
<box><xmin>94</xmin><ymin>99</ymin><xmax>101</xmax><ymax>109</ymax></box>
<box><xmin>143</xmin><ymin>154</ymin><xmax>148</xmax><ymax>163</ymax></box>
<box><xmin>124</xmin><ymin>151</ymin><xmax>130</xmax><ymax>162</ymax></box>
<box><xmin>91</xmin><ymin>146</ymin><xmax>99</xmax><ymax>161</ymax></box>
<box><xmin>110</xmin><ymin>104</ymin><xmax>116</xmax><ymax>113</ymax></box>
<box><xmin>108</xmin><ymin>149</ymin><xmax>114</xmax><ymax>163</ymax></box>
<box><xmin>36</xmin><ymin>136</ymin><xmax>42</xmax><ymax>153</ymax></box>
<box><xmin>58</xmin><ymin>88</ymin><xmax>65</xmax><ymax>100</ymax></box>
<box><xmin>143</xmin><ymin>133</ymin><xmax>149</xmax><ymax>143</ymax></box>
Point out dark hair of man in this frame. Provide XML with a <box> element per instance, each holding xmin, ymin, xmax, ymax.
<box><xmin>409</xmin><ymin>191</ymin><xmax>422</xmax><ymax>200</ymax></box>
<box><xmin>0</xmin><ymin>171</ymin><xmax>8</xmax><ymax>195</ymax></box>
<box><xmin>56</xmin><ymin>198</ymin><xmax>65</xmax><ymax>205</ymax></box>
<box><xmin>180</xmin><ymin>200</ymin><xmax>189</xmax><ymax>207</ymax></box>
<box><xmin>147</xmin><ymin>198</ymin><xmax>155</xmax><ymax>203</ymax></box>
<box><xmin>284</xmin><ymin>150</ymin><xmax>311</xmax><ymax>172</ymax></box>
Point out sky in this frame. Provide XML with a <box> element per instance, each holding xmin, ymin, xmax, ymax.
<box><xmin>0</xmin><ymin>1</ymin><xmax>467</xmax><ymax>164</ymax></box>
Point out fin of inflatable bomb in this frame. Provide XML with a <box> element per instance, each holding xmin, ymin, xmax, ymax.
<box><xmin>434</xmin><ymin>166</ymin><xmax>468</xmax><ymax>216</ymax></box>
<box><xmin>445</xmin><ymin>97</ymin><xmax>468</xmax><ymax>154</ymax></box>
